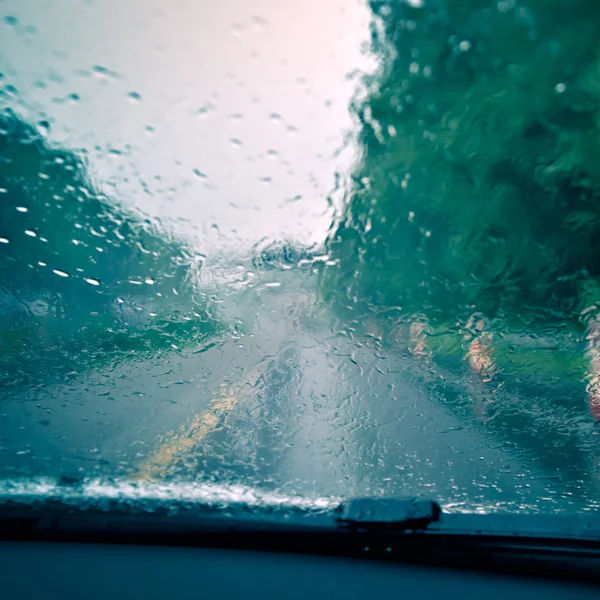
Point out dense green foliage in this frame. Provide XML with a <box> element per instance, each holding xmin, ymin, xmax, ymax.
<box><xmin>326</xmin><ymin>0</ymin><xmax>600</xmax><ymax>325</ymax></box>
<box><xmin>0</xmin><ymin>111</ymin><xmax>220</xmax><ymax>388</ymax></box>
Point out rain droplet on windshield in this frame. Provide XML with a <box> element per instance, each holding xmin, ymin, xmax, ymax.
<box><xmin>36</xmin><ymin>120</ymin><xmax>50</xmax><ymax>137</ymax></box>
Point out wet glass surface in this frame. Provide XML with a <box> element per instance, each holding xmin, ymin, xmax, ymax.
<box><xmin>1</xmin><ymin>0</ymin><xmax>600</xmax><ymax>514</ymax></box>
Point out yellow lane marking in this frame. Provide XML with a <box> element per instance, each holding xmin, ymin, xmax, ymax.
<box><xmin>133</xmin><ymin>387</ymin><xmax>240</xmax><ymax>481</ymax></box>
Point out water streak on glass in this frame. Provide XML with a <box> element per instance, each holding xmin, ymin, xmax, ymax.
<box><xmin>1</xmin><ymin>0</ymin><xmax>600</xmax><ymax>514</ymax></box>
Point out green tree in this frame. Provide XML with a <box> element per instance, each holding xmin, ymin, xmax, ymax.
<box><xmin>323</xmin><ymin>0</ymin><xmax>600</xmax><ymax>380</ymax></box>
<box><xmin>0</xmin><ymin>110</ymin><xmax>220</xmax><ymax>389</ymax></box>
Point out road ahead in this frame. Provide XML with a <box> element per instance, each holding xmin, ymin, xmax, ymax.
<box><xmin>1</xmin><ymin>265</ymin><xmax>599</xmax><ymax>514</ymax></box>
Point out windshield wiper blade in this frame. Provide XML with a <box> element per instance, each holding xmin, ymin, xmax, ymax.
<box><xmin>0</xmin><ymin>480</ymin><xmax>442</xmax><ymax>535</ymax></box>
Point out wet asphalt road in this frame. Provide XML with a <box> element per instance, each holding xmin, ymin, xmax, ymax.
<box><xmin>2</xmin><ymin>267</ymin><xmax>599</xmax><ymax>513</ymax></box>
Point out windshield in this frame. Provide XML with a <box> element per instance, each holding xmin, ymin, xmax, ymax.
<box><xmin>1</xmin><ymin>0</ymin><xmax>600</xmax><ymax>515</ymax></box>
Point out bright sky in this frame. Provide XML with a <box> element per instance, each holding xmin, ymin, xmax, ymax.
<box><xmin>0</xmin><ymin>0</ymin><xmax>375</xmax><ymax>255</ymax></box>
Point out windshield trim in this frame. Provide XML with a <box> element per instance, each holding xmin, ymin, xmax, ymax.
<box><xmin>2</xmin><ymin>479</ymin><xmax>600</xmax><ymax>584</ymax></box>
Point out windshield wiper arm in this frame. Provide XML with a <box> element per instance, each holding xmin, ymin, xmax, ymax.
<box><xmin>337</xmin><ymin>497</ymin><xmax>441</xmax><ymax>531</ymax></box>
